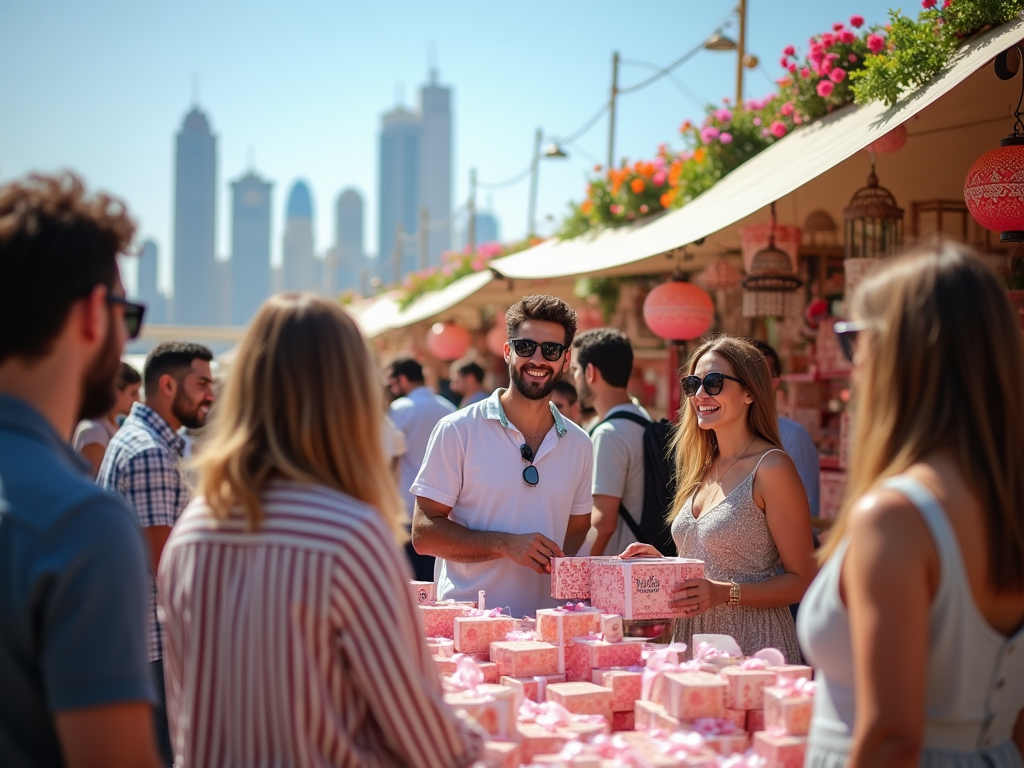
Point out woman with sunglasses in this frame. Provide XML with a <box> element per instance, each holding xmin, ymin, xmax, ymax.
<box><xmin>622</xmin><ymin>335</ymin><xmax>817</xmax><ymax>663</ymax></box>
<box><xmin>799</xmin><ymin>243</ymin><xmax>1024</xmax><ymax>767</ymax></box>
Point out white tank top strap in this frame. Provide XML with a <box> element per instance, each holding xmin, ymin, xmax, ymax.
<box><xmin>751</xmin><ymin>447</ymin><xmax>787</xmax><ymax>479</ymax></box>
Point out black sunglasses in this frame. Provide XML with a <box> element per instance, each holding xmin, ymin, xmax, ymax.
<box><xmin>833</xmin><ymin>321</ymin><xmax>869</xmax><ymax>362</ymax></box>
<box><xmin>107</xmin><ymin>294</ymin><xmax>147</xmax><ymax>340</ymax></box>
<box><xmin>520</xmin><ymin>443</ymin><xmax>539</xmax><ymax>486</ymax></box>
<box><xmin>509</xmin><ymin>338</ymin><xmax>568</xmax><ymax>362</ymax></box>
<box><xmin>681</xmin><ymin>372</ymin><xmax>744</xmax><ymax>398</ymax></box>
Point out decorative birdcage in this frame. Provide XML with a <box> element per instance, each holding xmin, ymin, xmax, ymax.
<box><xmin>802</xmin><ymin>210</ymin><xmax>838</xmax><ymax>248</ymax></box>
<box><xmin>844</xmin><ymin>162</ymin><xmax>904</xmax><ymax>260</ymax></box>
<box><xmin>742</xmin><ymin>202</ymin><xmax>804</xmax><ymax>317</ymax></box>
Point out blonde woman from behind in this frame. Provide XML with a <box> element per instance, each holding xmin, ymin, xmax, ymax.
<box><xmin>798</xmin><ymin>242</ymin><xmax>1024</xmax><ymax>767</ymax></box>
<box><xmin>157</xmin><ymin>294</ymin><xmax>482</xmax><ymax>768</ymax></box>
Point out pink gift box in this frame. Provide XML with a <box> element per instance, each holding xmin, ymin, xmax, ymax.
<box><xmin>753</xmin><ymin>731</ymin><xmax>807</xmax><ymax>768</ymax></box>
<box><xmin>747</xmin><ymin>709</ymin><xmax>765</xmax><ymax>733</ymax></box>
<box><xmin>592</xmin><ymin>668</ymin><xmax>643</xmax><ymax>712</ymax></box>
<box><xmin>481</xmin><ymin>740</ymin><xmax>519</xmax><ymax>768</ymax></box>
<box><xmin>763</xmin><ymin>686</ymin><xmax>813</xmax><ymax>736</ymax></box>
<box><xmin>477</xmin><ymin>661</ymin><xmax>500</xmax><ymax>684</ymax></box>
<box><xmin>409</xmin><ymin>580</ymin><xmax>436</xmax><ymax>605</ymax></box>
<box><xmin>601</xmin><ymin>614</ymin><xmax>624</xmax><ymax>643</ymax></box>
<box><xmin>660</xmin><ymin>671</ymin><xmax>727</xmax><ymax>720</ymax></box>
<box><xmin>433</xmin><ymin>655</ymin><xmax>456</xmax><ymax>675</ymax></box>
<box><xmin>701</xmin><ymin>732</ymin><xmax>750</xmax><ymax>756</ymax></box>
<box><xmin>720</xmin><ymin>666</ymin><xmax>776</xmax><ymax>710</ymax></box>
<box><xmin>489</xmin><ymin>640</ymin><xmax>561</xmax><ymax>678</ymax></box>
<box><xmin>613</xmin><ymin>710</ymin><xmax>635</xmax><ymax>731</ymax></box>
<box><xmin>500</xmin><ymin>674</ymin><xmax>566</xmax><ymax>702</ymax></box>
<box><xmin>419</xmin><ymin>602</ymin><xmax>474</xmax><ymax>638</ymax></box>
<box><xmin>536</xmin><ymin>606</ymin><xmax>602</xmax><ymax>644</ymax></box>
<box><xmin>426</xmin><ymin>636</ymin><xmax>454</xmax><ymax>658</ymax></box>
<box><xmin>453</xmin><ymin>615</ymin><xmax>516</xmax><ymax>654</ymax></box>
<box><xmin>634</xmin><ymin>699</ymin><xmax>682</xmax><ymax>732</ymax></box>
<box><xmin>549</xmin><ymin>557</ymin><xmax>592</xmax><ymax>599</ymax></box>
<box><xmin>515</xmin><ymin>721</ymin><xmax>609</xmax><ymax>763</ymax></box>
<box><xmin>771</xmin><ymin>664</ymin><xmax>813</xmax><ymax>685</ymax></box>
<box><xmin>589</xmin><ymin>558</ymin><xmax>705</xmax><ymax>620</ymax></box>
<box><xmin>444</xmin><ymin>683</ymin><xmax>516</xmax><ymax>739</ymax></box>
<box><xmin>565</xmin><ymin>636</ymin><xmax>643</xmax><ymax>682</ymax></box>
<box><xmin>723</xmin><ymin>708</ymin><xmax>747</xmax><ymax>729</ymax></box>
<box><xmin>545</xmin><ymin>681</ymin><xmax>614</xmax><ymax>725</ymax></box>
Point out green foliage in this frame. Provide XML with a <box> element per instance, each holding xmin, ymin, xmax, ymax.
<box><xmin>574</xmin><ymin>276</ymin><xmax>622</xmax><ymax>322</ymax></box>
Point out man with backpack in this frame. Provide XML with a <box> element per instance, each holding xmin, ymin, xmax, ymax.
<box><xmin>571</xmin><ymin>328</ymin><xmax>675</xmax><ymax>557</ymax></box>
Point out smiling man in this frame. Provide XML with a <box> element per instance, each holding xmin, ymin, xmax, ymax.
<box><xmin>411</xmin><ymin>295</ymin><xmax>594</xmax><ymax>618</ymax></box>
<box><xmin>98</xmin><ymin>341</ymin><xmax>214</xmax><ymax>767</ymax></box>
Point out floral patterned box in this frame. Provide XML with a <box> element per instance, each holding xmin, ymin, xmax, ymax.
<box><xmin>443</xmin><ymin>683</ymin><xmax>516</xmax><ymax>739</ymax></box>
<box><xmin>433</xmin><ymin>655</ymin><xmax>457</xmax><ymax>675</ymax></box>
<box><xmin>419</xmin><ymin>602</ymin><xmax>475</xmax><ymax>639</ymax></box>
<box><xmin>592</xmin><ymin>668</ymin><xmax>643</xmax><ymax>712</ymax></box>
<box><xmin>612</xmin><ymin>710</ymin><xmax>635</xmax><ymax>731</ymax></box>
<box><xmin>763</xmin><ymin>685</ymin><xmax>813</xmax><ymax>736</ymax></box>
<box><xmin>701</xmin><ymin>732</ymin><xmax>750</xmax><ymax>756</ymax></box>
<box><xmin>425</xmin><ymin>636</ymin><xmax>453</xmax><ymax>658</ymax></box>
<box><xmin>634</xmin><ymin>699</ymin><xmax>681</xmax><ymax>732</ymax></box>
<box><xmin>720</xmin><ymin>666</ymin><xmax>777</xmax><ymax>710</ymax></box>
<box><xmin>723</xmin><ymin>707</ymin><xmax>747</xmax><ymax>729</ymax></box>
<box><xmin>660</xmin><ymin>671</ymin><xmax>727</xmax><ymax>720</ymax></box>
<box><xmin>589</xmin><ymin>558</ymin><xmax>705</xmax><ymax>620</ymax></box>
<box><xmin>545</xmin><ymin>681</ymin><xmax>614</xmax><ymax>725</ymax></box>
<box><xmin>453</xmin><ymin>615</ymin><xmax>516</xmax><ymax>654</ymax></box>
<box><xmin>482</xmin><ymin>740</ymin><xmax>519</xmax><ymax>768</ymax></box>
<box><xmin>565</xmin><ymin>636</ymin><xmax>643</xmax><ymax>682</ymax></box>
<box><xmin>753</xmin><ymin>731</ymin><xmax>807</xmax><ymax>768</ymax></box>
<box><xmin>536</xmin><ymin>606</ymin><xmax>602</xmax><ymax>644</ymax></box>
<box><xmin>499</xmin><ymin>674</ymin><xmax>566</xmax><ymax>702</ymax></box>
<box><xmin>489</xmin><ymin>640</ymin><xmax>561</xmax><ymax>678</ymax></box>
<box><xmin>515</xmin><ymin>720</ymin><xmax>609</xmax><ymax>763</ymax></box>
<box><xmin>409</xmin><ymin>580</ymin><xmax>436</xmax><ymax>605</ymax></box>
<box><xmin>549</xmin><ymin>557</ymin><xmax>593</xmax><ymax>600</ymax></box>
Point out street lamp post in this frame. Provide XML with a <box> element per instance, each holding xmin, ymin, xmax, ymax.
<box><xmin>527</xmin><ymin>129</ymin><xmax>568</xmax><ymax>239</ymax></box>
<box><xmin>704</xmin><ymin>0</ymin><xmax>757</xmax><ymax>107</ymax></box>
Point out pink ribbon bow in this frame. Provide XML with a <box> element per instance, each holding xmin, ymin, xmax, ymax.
<box><xmin>741</xmin><ymin>657</ymin><xmax>770</xmax><ymax>670</ymax></box>
<box><xmin>466</xmin><ymin>607</ymin><xmax>505</xmax><ymax>618</ymax></box>
<box><xmin>641</xmin><ymin>645</ymin><xmax>700</xmax><ymax>701</ymax></box>
<box><xmin>658</xmin><ymin>731</ymin><xmax>708</xmax><ymax>757</ymax></box>
<box><xmin>694</xmin><ymin>641</ymin><xmax>735</xmax><ymax>661</ymax></box>
<box><xmin>775</xmin><ymin>676</ymin><xmax>817</xmax><ymax>697</ymax></box>
<box><xmin>556</xmin><ymin>601</ymin><xmax>596</xmax><ymax>612</ymax></box>
<box><xmin>447</xmin><ymin>653</ymin><xmax>484</xmax><ymax>693</ymax></box>
<box><xmin>691</xmin><ymin>717</ymin><xmax>742</xmax><ymax>736</ymax></box>
<box><xmin>518</xmin><ymin>700</ymin><xmax>607</xmax><ymax>732</ymax></box>
<box><xmin>752</xmin><ymin>647</ymin><xmax>787</xmax><ymax>667</ymax></box>
<box><xmin>503</xmin><ymin>629</ymin><xmax>536</xmax><ymax>641</ymax></box>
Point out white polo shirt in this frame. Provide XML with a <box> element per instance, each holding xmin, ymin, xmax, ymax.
<box><xmin>411</xmin><ymin>389</ymin><xmax>594</xmax><ymax>618</ymax></box>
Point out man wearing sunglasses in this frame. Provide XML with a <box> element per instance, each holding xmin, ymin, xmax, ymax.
<box><xmin>0</xmin><ymin>173</ymin><xmax>160</xmax><ymax>768</ymax></box>
<box><xmin>411</xmin><ymin>295</ymin><xmax>594</xmax><ymax>619</ymax></box>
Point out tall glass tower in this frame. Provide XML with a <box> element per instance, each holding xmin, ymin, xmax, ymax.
<box><xmin>230</xmin><ymin>171</ymin><xmax>272</xmax><ymax>325</ymax></box>
<box><xmin>334</xmin><ymin>188</ymin><xmax>364</xmax><ymax>293</ymax></box>
<box><xmin>283</xmin><ymin>180</ymin><xmax>316</xmax><ymax>292</ymax></box>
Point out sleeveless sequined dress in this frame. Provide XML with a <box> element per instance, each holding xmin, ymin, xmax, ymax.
<box><xmin>670</xmin><ymin>449</ymin><xmax>804</xmax><ymax>664</ymax></box>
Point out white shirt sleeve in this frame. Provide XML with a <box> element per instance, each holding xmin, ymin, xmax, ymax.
<box><xmin>570</xmin><ymin>437</ymin><xmax>595</xmax><ymax>516</ymax></box>
<box><xmin>409</xmin><ymin>419</ymin><xmax>464</xmax><ymax>509</ymax></box>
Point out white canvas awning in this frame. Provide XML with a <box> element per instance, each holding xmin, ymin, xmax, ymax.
<box><xmin>489</xmin><ymin>18</ymin><xmax>1024</xmax><ymax>281</ymax></box>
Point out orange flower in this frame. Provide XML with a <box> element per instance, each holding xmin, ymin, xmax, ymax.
<box><xmin>593</xmin><ymin>164</ymin><xmax>603</xmax><ymax>173</ymax></box>
<box><xmin>581</xmin><ymin>199</ymin><xmax>594</xmax><ymax>214</ymax></box>
<box><xmin>642</xmin><ymin>162</ymin><xmax>656</xmax><ymax>177</ymax></box>
<box><xmin>633</xmin><ymin>160</ymin><xmax>644</xmax><ymax>174</ymax></box>
<box><xmin>630</xmin><ymin>178</ymin><xmax>646</xmax><ymax>194</ymax></box>
<box><xmin>660</xmin><ymin>191</ymin><xmax>676</xmax><ymax>208</ymax></box>
<box><xmin>680</xmin><ymin>120</ymin><xmax>693</xmax><ymax>132</ymax></box>
<box><xmin>694</xmin><ymin>147</ymin><xmax>706</xmax><ymax>163</ymax></box>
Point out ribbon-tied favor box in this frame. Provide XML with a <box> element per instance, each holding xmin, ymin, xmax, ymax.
<box><xmin>409</xmin><ymin>580</ymin><xmax>436</xmax><ymax>605</ymax></box>
<box><xmin>482</xmin><ymin>740</ymin><xmax>519</xmax><ymax>768</ymax></box>
<box><xmin>634</xmin><ymin>699</ymin><xmax>682</xmax><ymax>733</ymax></box>
<box><xmin>453</xmin><ymin>614</ymin><xmax>516</xmax><ymax>654</ymax></box>
<box><xmin>763</xmin><ymin>685</ymin><xmax>814</xmax><ymax>736</ymax></box>
<box><xmin>489</xmin><ymin>640</ymin><xmax>561</xmax><ymax>678</ymax></box>
<box><xmin>660</xmin><ymin>671</ymin><xmax>727</xmax><ymax>721</ymax></box>
<box><xmin>544</xmin><ymin>681</ymin><xmax>614</xmax><ymax>725</ymax></box>
<box><xmin>419</xmin><ymin>602</ymin><xmax>475</xmax><ymax>639</ymax></box>
<box><xmin>565</xmin><ymin>636</ymin><xmax>643</xmax><ymax>682</ymax></box>
<box><xmin>771</xmin><ymin>664</ymin><xmax>814</xmax><ymax>685</ymax></box>
<box><xmin>549</xmin><ymin>557</ymin><xmax>594</xmax><ymax>600</ymax></box>
<box><xmin>536</xmin><ymin>606</ymin><xmax>602</xmax><ymax>645</ymax></box>
<box><xmin>592</xmin><ymin>668</ymin><xmax>643</xmax><ymax>712</ymax></box>
<box><xmin>720</xmin><ymin>665</ymin><xmax>777</xmax><ymax>710</ymax></box>
<box><xmin>589</xmin><ymin>558</ymin><xmax>705</xmax><ymax>620</ymax></box>
<box><xmin>443</xmin><ymin>683</ymin><xmax>516</xmax><ymax>739</ymax></box>
<box><xmin>753</xmin><ymin>731</ymin><xmax>808</xmax><ymax>768</ymax></box>
<box><xmin>499</xmin><ymin>674</ymin><xmax>566</xmax><ymax>703</ymax></box>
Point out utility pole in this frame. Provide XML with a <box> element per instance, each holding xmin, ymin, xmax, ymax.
<box><xmin>468</xmin><ymin>167</ymin><xmax>477</xmax><ymax>254</ymax></box>
<box><xmin>418</xmin><ymin>206</ymin><xmax>429</xmax><ymax>271</ymax></box>
<box><xmin>527</xmin><ymin>128</ymin><xmax>542</xmax><ymax>239</ymax></box>
<box><xmin>607</xmin><ymin>51</ymin><xmax>619</xmax><ymax>170</ymax></box>
<box><xmin>393</xmin><ymin>222</ymin><xmax>403</xmax><ymax>285</ymax></box>
<box><xmin>736</xmin><ymin>0</ymin><xmax>747</xmax><ymax>108</ymax></box>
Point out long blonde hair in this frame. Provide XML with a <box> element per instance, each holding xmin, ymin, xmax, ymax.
<box><xmin>821</xmin><ymin>242</ymin><xmax>1024</xmax><ymax>591</ymax></box>
<box><xmin>194</xmin><ymin>294</ymin><xmax>405</xmax><ymax>540</ymax></box>
<box><xmin>667</xmin><ymin>335</ymin><xmax>782</xmax><ymax>522</ymax></box>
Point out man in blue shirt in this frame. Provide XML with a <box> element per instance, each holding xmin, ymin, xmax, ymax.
<box><xmin>0</xmin><ymin>173</ymin><xmax>159</xmax><ymax>768</ymax></box>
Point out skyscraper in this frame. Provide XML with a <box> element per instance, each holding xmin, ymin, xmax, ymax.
<box><xmin>172</xmin><ymin>106</ymin><xmax>217</xmax><ymax>325</ymax></box>
<box><xmin>230</xmin><ymin>171</ymin><xmax>273</xmax><ymax>325</ymax></box>
<box><xmin>334</xmin><ymin>188</ymin><xmax>364</xmax><ymax>293</ymax></box>
<box><xmin>283</xmin><ymin>180</ymin><xmax>316</xmax><ymax>292</ymax></box>
<box><xmin>378</xmin><ymin>107</ymin><xmax>420</xmax><ymax>279</ymax></box>
<box><xmin>418</xmin><ymin>71</ymin><xmax>452</xmax><ymax>265</ymax></box>
<box><xmin>459</xmin><ymin>211</ymin><xmax>500</xmax><ymax>251</ymax></box>
<box><xmin>134</xmin><ymin>239</ymin><xmax>167</xmax><ymax>324</ymax></box>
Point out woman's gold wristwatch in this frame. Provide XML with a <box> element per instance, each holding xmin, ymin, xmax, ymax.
<box><xmin>727</xmin><ymin>581</ymin><xmax>741</xmax><ymax>606</ymax></box>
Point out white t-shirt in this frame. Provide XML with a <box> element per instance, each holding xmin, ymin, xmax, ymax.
<box><xmin>72</xmin><ymin>418</ymin><xmax>118</xmax><ymax>453</ymax></box>
<box><xmin>381</xmin><ymin>415</ymin><xmax>408</xmax><ymax>460</ymax></box>
<box><xmin>590</xmin><ymin>403</ymin><xmax>651</xmax><ymax>557</ymax></box>
<box><xmin>389</xmin><ymin>387</ymin><xmax>456</xmax><ymax>519</ymax></box>
<box><xmin>411</xmin><ymin>389</ymin><xmax>594</xmax><ymax>618</ymax></box>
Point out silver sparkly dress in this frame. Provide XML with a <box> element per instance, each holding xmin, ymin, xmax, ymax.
<box><xmin>670</xmin><ymin>449</ymin><xmax>804</xmax><ymax>664</ymax></box>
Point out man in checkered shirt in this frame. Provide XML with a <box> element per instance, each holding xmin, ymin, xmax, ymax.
<box><xmin>99</xmin><ymin>341</ymin><xmax>214</xmax><ymax>767</ymax></box>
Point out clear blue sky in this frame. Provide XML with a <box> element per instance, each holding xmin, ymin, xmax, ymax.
<box><xmin>0</xmin><ymin>0</ymin><xmax>897</xmax><ymax>295</ymax></box>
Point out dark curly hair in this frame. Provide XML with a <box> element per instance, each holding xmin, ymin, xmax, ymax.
<box><xmin>505</xmin><ymin>294</ymin><xmax>578</xmax><ymax>347</ymax></box>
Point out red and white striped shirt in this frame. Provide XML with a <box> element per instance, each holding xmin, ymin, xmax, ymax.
<box><xmin>158</xmin><ymin>480</ymin><xmax>482</xmax><ymax>768</ymax></box>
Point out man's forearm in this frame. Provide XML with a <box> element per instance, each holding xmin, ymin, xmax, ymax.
<box><xmin>413</xmin><ymin>513</ymin><xmax>511</xmax><ymax>563</ymax></box>
<box><xmin>589</xmin><ymin>529</ymin><xmax>613</xmax><ymax>557</ymax></box>
<box><xmin>563</xmin><ymin>524</ymin><xmax>590</xmax><ymax>557</ymax></box>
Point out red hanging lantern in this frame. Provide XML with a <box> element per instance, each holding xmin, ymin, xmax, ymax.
<box><xmin>865</xmin><ymin>123</ymin><xmax>907</xmax><ymax>155</ymax></box>
<box><xmin>426</xmin><ymin>322</ymin><xmax>471</xmax><ymax>361</ymax></box>
<box><xmin>964</xmin><ymin>47</ymin><xmax>1024</xmax><ymax>244</ymax></box>
<box><xmin>485</xmin><ymin>323</ymin><xmax>507</xmax><ymax>357</ymax></box>
<box><xmin>642</xmin><ymin>277</ymin><xmax>714</xmax><ymax>341</ymax></box>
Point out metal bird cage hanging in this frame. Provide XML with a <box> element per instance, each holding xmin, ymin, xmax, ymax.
<box><xmin>742</xmin><ymin>202</ymin><xmax>803</xmax><ymax>317</ymax></box>
<box><xmin>844</xmin><ymin>159</ymin><xmax>904</xmax><ymax>259</ymax></box>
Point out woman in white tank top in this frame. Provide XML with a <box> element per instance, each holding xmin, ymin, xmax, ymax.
<box><xmin>797</xmin><ymin>243</ymin><xmax>1024</xmax><ymax>767</ymax></box>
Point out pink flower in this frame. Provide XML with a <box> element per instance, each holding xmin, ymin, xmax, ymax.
<box><xmin>653</xmin><ymin>155</ymin><xmax>666</xmax><ymax>170</ymax></box>
<box><xmin>867</xmin><ymin>33</ymin><xmax>885</xmax><ymax>54</ymax></box>
<box><xmin>761</xmin><ymin>128</ymin><xmax>771</xmax><ymax>137</ymax></box>
<box><xmin>714</xmin><ymin>108</ymin><xmax>733</xmax><ymax>122</ymax></box>
<box><xmin>943</xmin><ymin>0</ymin><xmax>951</xmax><ymax>5</ymax></box>
<box><xmin>719</xmin><ymin>132</ymin><xmax>733</xmax><ymax>144</ymax></box>
<box><xmin>609</xmin><ymin>204</ymin><xmax>624</xmax><ymax>215</ymax></box>
<box><xmin>793</xmin><ymin>113</ymin><xmax>804</xmax><ymax>125</ymax></box>
<box><xmin>753</xmin><ymin>117</ymin><xmax>762</xmax><ymax>126</ymax></box>
<box><xmin>652</xmin><ymin>170</ymin><xmax>667</xmax><ymax>186</ymax></box>
<box><xmin>781</xmin><ymin>101</ymin><xmax>795</xmax><ymax>116</ymax></box>
<box><xmin>833</xmin><ymin>22</ymin><xmax>845</xmax><ymax>31</ymax></box>
<box><xmin>840</xmin><ymin>30</ymin><xmax>856</xmax><ymax>44</ymax></box>
<box><xmin>801</xmin><ymin>67</ymin><xmax>811</xmax><ymax>78</ymax></box>
<box><xmin>471</xmin><ymin>258</ymin><xmax>486</xmax><ymax>272</ymax></box>
<box><xmin>822</xmin><ymin>33</ymin><xmax>836</xmax><ymax>47</ymax></box>
<box><xmin>817</xmin><ymin>79</ymin><xmax>835</xmax><ymax>97</ymax></box>
<box><xmin>770</xmin><ymin>120</ymin><xmax>788</xmax><ymax>138</ymax></box>
<box><xmin>922</xmin><ymin>0</ymin><xmax>936</xmax><ymax>7</ymax></box>
<box><xmin>830</xmin><ymin>67</ymin><xmax>847</xmax><ymax>83</ymax></box>
<box><xmin>700</xmin><ymin>125</ymin><xmax>720</xmax><ymax>143</ymax></box>
<box><xmin>442</xmin><ymin>265</ymin><xmax>453</xmax><ymax>277</ymax></box>
<box><xmin>783</xmin><ymin>44</ymin><xmax>796</xmax><ymax>57</ymax></box>
<box><xmin>849</xmin><ymin>53</ymin><xmax>859</xmax><ymax>63</ymax></box>
<box><xmin>779</xmin><ymin>56</ymin><xmax>790</xmax><ymax>68</ymax></box>
<box><xmin>850</xmin><ymin>14</ymin><xmax>865</xmax><ymax>27</ymax></box>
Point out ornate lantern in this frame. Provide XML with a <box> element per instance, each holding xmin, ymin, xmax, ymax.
<box><xmin>642</xmin><ymin>275</ymin><xmax>715</xmax><ymax>341</ymax></box>
<box><xmin>844</xmin><ymin>159</ymin><xmax>904</xmax><ymax>259</ymax></box>
<box><xmin>964</xmin><ymin>47</ymin><xmax>1024</xmax><ymax>243</ymax></box>
<box><xmin>426</xmin><ymin>322</ymin><xmax>471</xmax><ymax>361</ymax></box>
<box><xmin>742</xmin><ymin>202</ymin><xmax>803</xmax><ymax>317</ymax></box>
<box><xmin>865</xmin><ymin>123</ymin><xmax>908</xmax><ymax>155</ymax></box>
<box><xmin>699</xmin><ymin>258</ymin><xmax>743</xmax><ymax>290</ymax></box>
<box><xmin>802</xmin><ymin>210</ymin><xmax>838</xmax><ymax>248</ymax></box>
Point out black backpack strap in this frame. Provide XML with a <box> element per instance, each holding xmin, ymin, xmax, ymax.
<box><xmin>588</xmin><ymin>411</ymin><xmax>650</xmax><ymax>542</ymax></box>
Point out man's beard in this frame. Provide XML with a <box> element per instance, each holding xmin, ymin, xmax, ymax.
<box><xmin>172</xmin><ymin>387</ymin><xmax>211</xmax><ymax>430</ymax></box>
<box><xmin>576</xmin><ymin>376</ymin><xmax>594</xmax><ymax>410</ymax></box>
<box><xmin>509</xmin><ymin>360</ymin><xmax>563</xmax><ymax>401</ymax></box>
<box><xmin>79</xmin><ymin>313</ymin><xmax>121</xmax><ymax>420</ymax></box>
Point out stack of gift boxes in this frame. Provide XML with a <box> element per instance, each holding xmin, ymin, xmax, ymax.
<box><xmin>409</xmin><ymin>557</ymin><xmax>816</xmax><ymax>768</ymax></box>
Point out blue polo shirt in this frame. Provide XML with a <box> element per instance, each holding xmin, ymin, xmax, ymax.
<box><xmin>0</xmin><ymin>394</ymin><xmax>154</xmax><ymax>768</ymax></box>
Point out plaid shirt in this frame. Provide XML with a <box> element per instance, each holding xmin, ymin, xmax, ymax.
<box><xmin>98</xmin><ymin>402</ymin><xmax>189</xmax><ymax>662</ymax></box>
